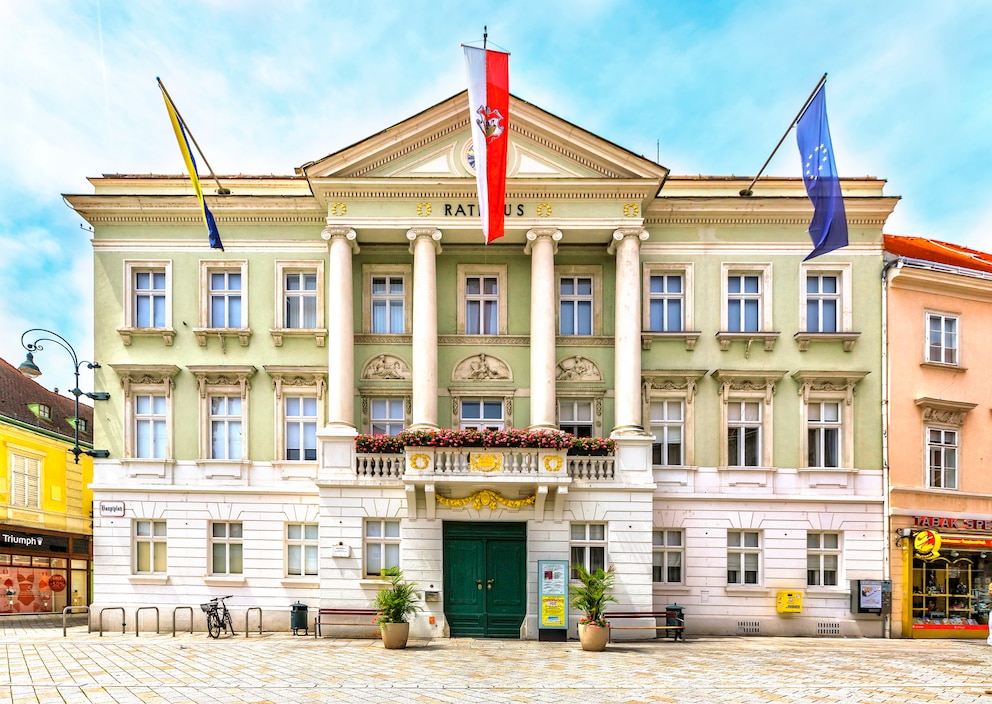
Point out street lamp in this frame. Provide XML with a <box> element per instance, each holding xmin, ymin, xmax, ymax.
<box><xmin>18</xmin><ymin>328</ymin><xmax>110</xmax><ymax>463</ymax></box>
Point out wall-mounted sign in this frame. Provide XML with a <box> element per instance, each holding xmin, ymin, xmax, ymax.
<box><xmin>99</xmin><ymin>501</ymin><xmax>125</xmax><ymax>517</ymax></box>
<box><xmin>913</xmin><ymin>515</ymin><xmax>992</xmax><ymax>531</ymax></box>
<box><xmin>538</xmin><ymin>560</ymin><xmax>568</xmax><ymax>630</ymax></box>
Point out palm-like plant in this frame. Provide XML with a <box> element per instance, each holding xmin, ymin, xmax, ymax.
<box><xmin>373</xmin><ymin>566</ymin><xmax>422</xmax><ymax>624</ymax></box>
<box><xmin>569</xmin><ymin>564</ymin><xmax>617</xmax><ymax>627</ymax></box>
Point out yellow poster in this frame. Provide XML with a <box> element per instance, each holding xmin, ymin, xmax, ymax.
<box><xmin>541</xmin><ymin>595</ymin><xmax>565</xmax><ymax>627</ymax></box>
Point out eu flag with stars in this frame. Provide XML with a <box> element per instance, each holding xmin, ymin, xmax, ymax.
<box><xmin>796</xmin><ymin>84</ymin><xmax>847</xmax><ymax>260</ymax></box>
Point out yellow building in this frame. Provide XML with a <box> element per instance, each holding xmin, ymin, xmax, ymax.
<box><xmin>0</xmin><ymin>356</ymin><xmax>93</xmax><ymax>614</ymax></box>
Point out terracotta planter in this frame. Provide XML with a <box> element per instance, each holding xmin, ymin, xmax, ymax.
<box><xmin>380</xmin><ymin>621</ymin><xmax>410</xmax><ymax>649</ymax></box>
<box><xmin>578</xmin><ymin>622</ymin><xmax>609</xmax><ymax>651</ymax></box>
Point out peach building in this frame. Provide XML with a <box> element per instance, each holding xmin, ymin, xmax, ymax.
<box><xmin>885</xmin><ymin>235</ymin><xmax>992</xmax><ymax>638</ymax></box>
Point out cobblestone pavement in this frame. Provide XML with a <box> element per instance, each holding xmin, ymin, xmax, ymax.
<box><xmin>2</xmin><ymin>616</ymin><xmax>992</xmax><ymax>703</ymax></box>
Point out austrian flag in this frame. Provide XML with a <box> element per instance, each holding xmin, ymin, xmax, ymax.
<box><xmin>463</xmin><ymin>45</ymin><xmax>510</xmax><ymax>244</ymax></box>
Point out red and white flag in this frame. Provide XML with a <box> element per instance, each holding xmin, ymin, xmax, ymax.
<box><xmin>463</xmin><ymin>45</ymin><xmax>509</xmax><ymax>244</ymax></box>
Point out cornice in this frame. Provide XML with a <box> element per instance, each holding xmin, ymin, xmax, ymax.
<box><xmin>889</xmin><ymin>264</ymin><xmax>992</xmax><ymax>303</ymax></box>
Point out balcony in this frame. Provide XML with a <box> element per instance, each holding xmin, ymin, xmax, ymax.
<box><xmin>355</xmin><ymin>448</ymin><xmax>615</xmax><ymax>482</ymax></box>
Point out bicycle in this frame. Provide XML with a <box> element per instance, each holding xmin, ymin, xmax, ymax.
<box><xmin>200</xmin><ymin>595</ymin><xmax>236</xmax><ymax>638</ymax></box>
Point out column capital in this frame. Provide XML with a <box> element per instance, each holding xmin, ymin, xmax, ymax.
<box><xmin>607</xmin><ymin>227</ymin><xmax>648</xmax><ymax>255</ymax></box>
<box><xmin>321</xmin><ymin>226</ymin><xmax>360</xmax><ymax>253</ymax></box>
<box><xmin>523</xmin><ymin>228</ymin><xmax>562</xmax><ymax>255</ymax></box>
<box><xmin>407</xmin><ymin>227</ymin><xmax>443</xmax><ymax>254</ymax></box>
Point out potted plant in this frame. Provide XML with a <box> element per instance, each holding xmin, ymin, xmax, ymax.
<box><xmin>372</xmin><ymin>566</ymin><xmax>421</xmax><ymax>649</ymax></box>
<box><xmin>570</xmin><ymin>564</ymin><xmax>617</xmax><ymax>651</ymax></box>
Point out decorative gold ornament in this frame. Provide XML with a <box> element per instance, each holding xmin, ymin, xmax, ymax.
<box><xmin>536</xmin><ymin>203</ymin><xmax>553</xmax><ymax>217</ymax></box>
<box><xmin>470</xmin><ymin>452</ymin><xmax>502</xmax><ymax>472</ymax></box>
<box><xmin>408</xmin><ymin>453</ymin><xmax>430</xmax><ymax>471</ymax></box>
<box><xmin>416</xmin><ymin>202</ymin><xmax>432</xmax><ymax>217</ymax></box>
<box><xmin>330</xmin><ymin>202</ymin><xmax>347</xmax><ymax>216</ymax></box>
<box><xmin>623</xmin><ymin>203</ymin><xmax>639</xmax><ymax>217</ymax></box>
<box><xmin>543</xmin><ymin>455</ymin><xmax>564</xmax><ymax>473</ymax></box>
<box><xmin>436</xmin><ymin>489</ymin><xmax>537</xmax><ymax>510</ymax></box>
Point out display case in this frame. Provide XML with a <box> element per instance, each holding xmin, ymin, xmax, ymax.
<box><xmin>911</xmin><ymin>559</ymin><xmax>989</xmax><ymax>631</ymax></box>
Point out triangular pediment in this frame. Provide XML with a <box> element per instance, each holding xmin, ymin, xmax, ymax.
<box><xmin>300</xmin><ymin>92</ymin><xmax>668</xmax><ymax>183</ymax></box>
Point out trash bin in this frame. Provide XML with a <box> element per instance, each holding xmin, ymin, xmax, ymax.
<box><xmin>665</xmin><ymin>604</ymin><xmax>685</xmax><ymax>642</ymax></box>
<box><xmin>290</xmin><ymin>602</ymin><xmax>309</xmax><ymax>636</ymax></box>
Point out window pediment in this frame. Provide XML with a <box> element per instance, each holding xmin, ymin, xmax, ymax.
<box><xmin>187</xmin><ymin>365</ymin><xmax>256</xmax><ymax>398</ymax></box>
<box><xmin>110</xmin><ymin>364</ymin><xmax>181</xmax><ymax>398</ymax></box>
<box><xmin>791</xmin><ymin>370</ymin><xmax>869</xmax><ymax>405</ymax></box>
<box><xmin>914</xmin><ymin>397</ymin><xmax>977</xmax><ymax>427</ymax></box>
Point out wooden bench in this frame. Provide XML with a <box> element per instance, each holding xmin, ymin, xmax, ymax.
<box><xmin>313</xmin><ymin>608</ymin><xmax>381</xmax><ymax>638</ymax></box>
<box><xmin>607</xmin><ymin>610</ymin><xmax>685</xmax><ymax>642</ymax></box>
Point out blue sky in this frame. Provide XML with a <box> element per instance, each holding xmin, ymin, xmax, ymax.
<box><xmin>2</xmin><ymin>0</ymin><xmax>990</xmax><ymax>392</ymax></box>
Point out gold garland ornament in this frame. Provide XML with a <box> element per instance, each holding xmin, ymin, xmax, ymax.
<box><xmin>436</xmin><ymin>489</ymin><xmax>537</xmax><ymax>510</ymax></box>
<box><xmin>543</xmin><ymin>455</ymin><xmax>564</xmax><ymax>473</ymax></box>
<box><xmin>408</xmin><ymin>453</ymin><xmax>431</xmax><ymax>471</ymax></box>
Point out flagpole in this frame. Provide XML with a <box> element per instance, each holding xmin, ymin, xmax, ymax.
<box><xmin>156</xmin><ymin>78</ymin><xmax>231</xmax><ymax>195</ymax></box>
<box><xmin>739</xmin><ymin>73</ymin><xmax>827</xmax><ymax>197</ymax></box>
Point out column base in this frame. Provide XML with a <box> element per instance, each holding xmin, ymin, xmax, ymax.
<box><xmin>407</xmin><ymin>422</ymin><xmax>440</xmax><ymax>432</ymax></box>
<box><xmin>610</xmin><ymin>425</ymin><xmax>652</xmax><ymax>439</ymax></box>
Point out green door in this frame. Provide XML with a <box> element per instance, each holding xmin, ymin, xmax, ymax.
<box><xmin>443</xmin><ymin>522</ymin><xmax>526</xmax><ymax>638</ymax></box>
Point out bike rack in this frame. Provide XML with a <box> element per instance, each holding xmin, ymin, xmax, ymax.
<box><xmin>245</xmin><ymin>607</ymin><xmax>262</xmax><ymax>638</ymax></box>
<box><xmin>99</xmin><ymin>607</ymin><xmax>126</xmax><ymax>637</ymax></box>
<box><xmin>172</xmin><ymin>606</ymin><xmax>193</xmax><ymax>636</ymax></box>
<box><xmin>134</xmin><ymin>606</ymin><xmax>160</xmax><ymax>637</ymax></box>
<box><xmin>62</xmin><ymin>605</ymin><xmax>90</xmax><ymax>637</ymax></box>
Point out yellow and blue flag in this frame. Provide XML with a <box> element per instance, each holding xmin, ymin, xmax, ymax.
<box><xmin>158</xmin><ymin>80</ymin><xmax>223</xmax><ymax>251</ymax></box>
<box><xmin>796</xmin><ymin>84</ymin><xmax>847</xmax><ymax>260</ymax></box>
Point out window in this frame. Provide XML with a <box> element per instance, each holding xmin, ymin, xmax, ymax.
<box><xmin>285</xmin><ymin>395</ymin><xmax>317</xmax><ymax>461</ymax></box>
<box><xmin>210</xmin><ymin>395</ymin><xmax>243</xmax><ymax>460</ymax></box>
<box><xmin>209</xmin><ymin>270</ymin><xmax>242</xmax><ymax>328</ymax></box>
<box><xmin>135</xmin><ymin>520</ymin><xmax>166</xmax><ymax>574</ymax></box>
<box><xmin>465</xmin><ymin>275</ymin><xmax>499</xmax><ymax>335</ymax></box>
<box><xmin>559</xmin><ymin>276</ymin><xmax>593</xmax><ymax>335</ymax></box>
<box><xmin>807</xmin><ymin>532</ymin><xmax>839</xmax><ymax>587</ymax></box>
<box><xmin>456</xmin><ymin>265</ymin><xmax>507</xmax><ymax>335</ymax></box>
<box><xmin>211</xmin><ymin>522</ymin><xmax>243</xmax><ymax>575</ymax></box>
<box><xmin>926</xmin><ymin>313</ymin><xmax>958</xmax><ymax>365</ymax></box>
<box><xmin>727</xmin><ymin>274</ymin><xmax>761</xmax><ymax>332</ymax></box>
<box><xmin>9</xmin><ymin>452</ymin><xmax>40</xmax><ymax>509</ymax></box>
<box><xmin>273</xmin><ymin>261</ymin><xmax>326</xmax><ymax>346</ymax></box>
<box><xmin>648</xmin><ymin>274</ymin><xmax>683</xmax><ymax>332</ymax></box>
<box><xmin>805</xmin><ymin>275</ymin><xmax>839</xmax><ymax>333</ymax></box>
<box><xmin>653</xmin><ymin>530</ymin><xmax>683</xmax><ymax>584</ymax></box>
<box><xmin>285</xmin><ymin>271</ymin><xmax>318</xmax><ymax>329</ymax></box>
<box><xmin>287</xmin><ymin>524</ymin><xmax>318</xmax><ymax>577</ymax></box>
<box><xmin>807</xmin><ymin>401</ymin><xmax>841</xmax><ymax>468</ymax></box>
<box><xmin>371</xmin><ymin>276</ymin><xmax>405</xmax><ymax>334</ymax></box>
<box><xmin>365</xmin><ymin>519</ymin><xmax>400</xmax><ymax>577</ymax></box>
<box><xmin>135</xmin><ymin>394</ymin><xmax>167</xmax><ymax>460</ymax></box>
<box><xmin>371</xmin><ymin>399</ymin><xmax>404</xmax><ymax>436</ymax></box>
<box><xmin>460</xmin><ymin>398</ymin><xmax>504</xmax><ymax>431</ymax></box>
<box><xmin>559</xmin><ymin>400</ymin><xmax>593</xmax><ymax>437</ymax></box>
<box><xmin>77</xmin><ymin>417</ymin><xmax>88</xmax><ymax>433</ymax></box>
<box><xmin>927</xmin><ymin>428</ymin><xmax>957</xmax><ymax>489</ymax></box>
<box><xmin>727</xmin><ymin>531</ymin><xmax>759</xmax><ymax>585</ymax></box>
<box><xmin>570</xmin><ymin>523</ymin><xmax>606</xmax><ymax>578</ymax></box>
<box><xmin>727</xmin><ymin>400</ymin><xmax>761</xmax><ymax>467</ymax></box>
<box><xmin>134</xmin><ymin>269</ymin><xmax>167</xmax><ymax>328</ymax></box>
<box><xmin>650</xmin><ymin>400</ymin><xmax>683</xmax><ymax>466</ymax></box>
<box><xmin>37</xmin><ymin>404</ymin><xmax>51</xmax><ymax>421</ymax></box>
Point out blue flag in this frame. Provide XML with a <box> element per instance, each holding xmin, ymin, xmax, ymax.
<box><xmin>796</xmin><ymin>84</ymin><xmax>847</xmax><ymax>260</ymax></box>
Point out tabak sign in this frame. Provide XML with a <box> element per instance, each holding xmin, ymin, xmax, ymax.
<box><xmin>913</xmin><ymin>515</ymin><xmax>992</xmax><ymax>531</ymax></box>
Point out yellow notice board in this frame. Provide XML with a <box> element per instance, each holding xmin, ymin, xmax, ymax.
<box><xmin>539</xmin><ymin>560</ymin><xmax>569</xmax><ymax>629</ymax></box>
<box><xmin>776</xmin><ymin>591</ymin><xmax>803</xmax><ymax>613</ymax></box>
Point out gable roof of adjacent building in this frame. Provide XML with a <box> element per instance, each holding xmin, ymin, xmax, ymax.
<box><xmin>885</xmin><ymin>234</ymin><xmax>992</xmax><ymax>275</ymax></box>
<box><xmin>0</xmin><ymin>356</ymin><xmax>93</xmax><ymax>445</ymax></box>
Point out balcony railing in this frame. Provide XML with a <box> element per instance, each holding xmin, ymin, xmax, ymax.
<box><xmin>355</xmin><ymin>449</ymin><xmax>614</xmax><ymax>481</ymax></box>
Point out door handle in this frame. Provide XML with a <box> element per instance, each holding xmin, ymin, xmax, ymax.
<box><xmin>476</xmin><ymin>579</ymin><xmax>483</xmax><ymax>590</ymax></box>
<box><xmin>487</xmin><ymin>578</ymin><xmax>494</xmax><ymax>590</ymax></box>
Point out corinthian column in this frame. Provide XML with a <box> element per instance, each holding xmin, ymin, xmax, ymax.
<box><xmin>322</xmin><ymin>226</ymin><xmax>359</xmax><ymax>426</ymax></box>
<box><xmin>526</xmin><ymin>228</ymin><xmax>562</xmax><ymax>430</ymax></box>
<box><xmin>407</xmin><ymin>228</ymin><xmax>442</xmax><ymax>430</ymax></box>
<box><xmin>610</xmin><ymin>228</ymin><xmax>649</xmax><ymax>432</ymax></box>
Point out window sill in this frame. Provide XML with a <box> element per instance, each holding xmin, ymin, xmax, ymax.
<box><xmin>652</xmin><ymin>584</ymin><xmax>691</xmax><ymax>593</ymax></box>
<box><xmin>798</xmin><ymin>466</ymin><xmax>858</xmax><ymax>488</ymax></box>
<box><xmin>920</xmin><ymin>361</ymin><xmax>967</xmax><ymax>373</ymax></box>
<box><xmin>355</xmin><ymin>333</ymin><xmax>413</xmax><ymax>344</ymax></box>
<box><xmin>794</xmin><ymin>331</ymin><xmax>860</xmax><ymax>352</ymax></box>
<box><xmin>274</xmin><ymin>461</ymin><xmax>317</xmax><ymax>481</ymax></box>
<box><xmin>358</xmin><ymin>578</ymin><xmax>390</xmax><ymax>588</ymax></box>
<box><xmin>641</xmin><ymin>331</ymin><xmax>702</xmax><ymax>351</ymax></box>
<box><xmin>280</xmin><ymin>578</ymin><xmax>319</xmax><ymax>589</ymax></box>
<box><xmin>118</xmin><ymin>327</ymin><xmax>176</xmax><ymax>347</ymax></box>
<box><xmin>804</xmin><ymin>587</ymin><xmax>848</xmax><ymax>597</ymax></box>
<box><xmin>715</xmin><ymin>332</ymin><xmax>779</xmax><ymax>352</ymax></box>
<box><xmin>724</xmin><ymin>586</ymin><xmax>770</xmax><ymax>595</ymax></box>
<box><xmin>193</xmin><ymin>328</ymin><xmax>252</xmax><ymax>347</ymax></box>
<box><xmin>129</xmin><ymin>574</ymin><xmax>170</xmax><ymax>585</ymax></box>
<box><xmin>122</xmin><ymin>458</ymin><xmax>175</xmax><ymax>478</ymax></box>
<box><xmin>270</xmin><ymin>328</ymin><xmax>327</xmax><ymax>348</ymax></box>
<box><xmin>197</xmin><ymin>460</ymin><xmax>249</xmax><ymax>480</ymax></box>
<box><xmin>203</xmin><ymin>575</ymin><xmax>246</xmax><ymax>586</ymax></box>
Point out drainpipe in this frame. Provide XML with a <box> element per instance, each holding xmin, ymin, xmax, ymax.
<box><xmin>880</xmin><ymin>256</ymin><xmax>904</xmax><ymax>638</ymax></box>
